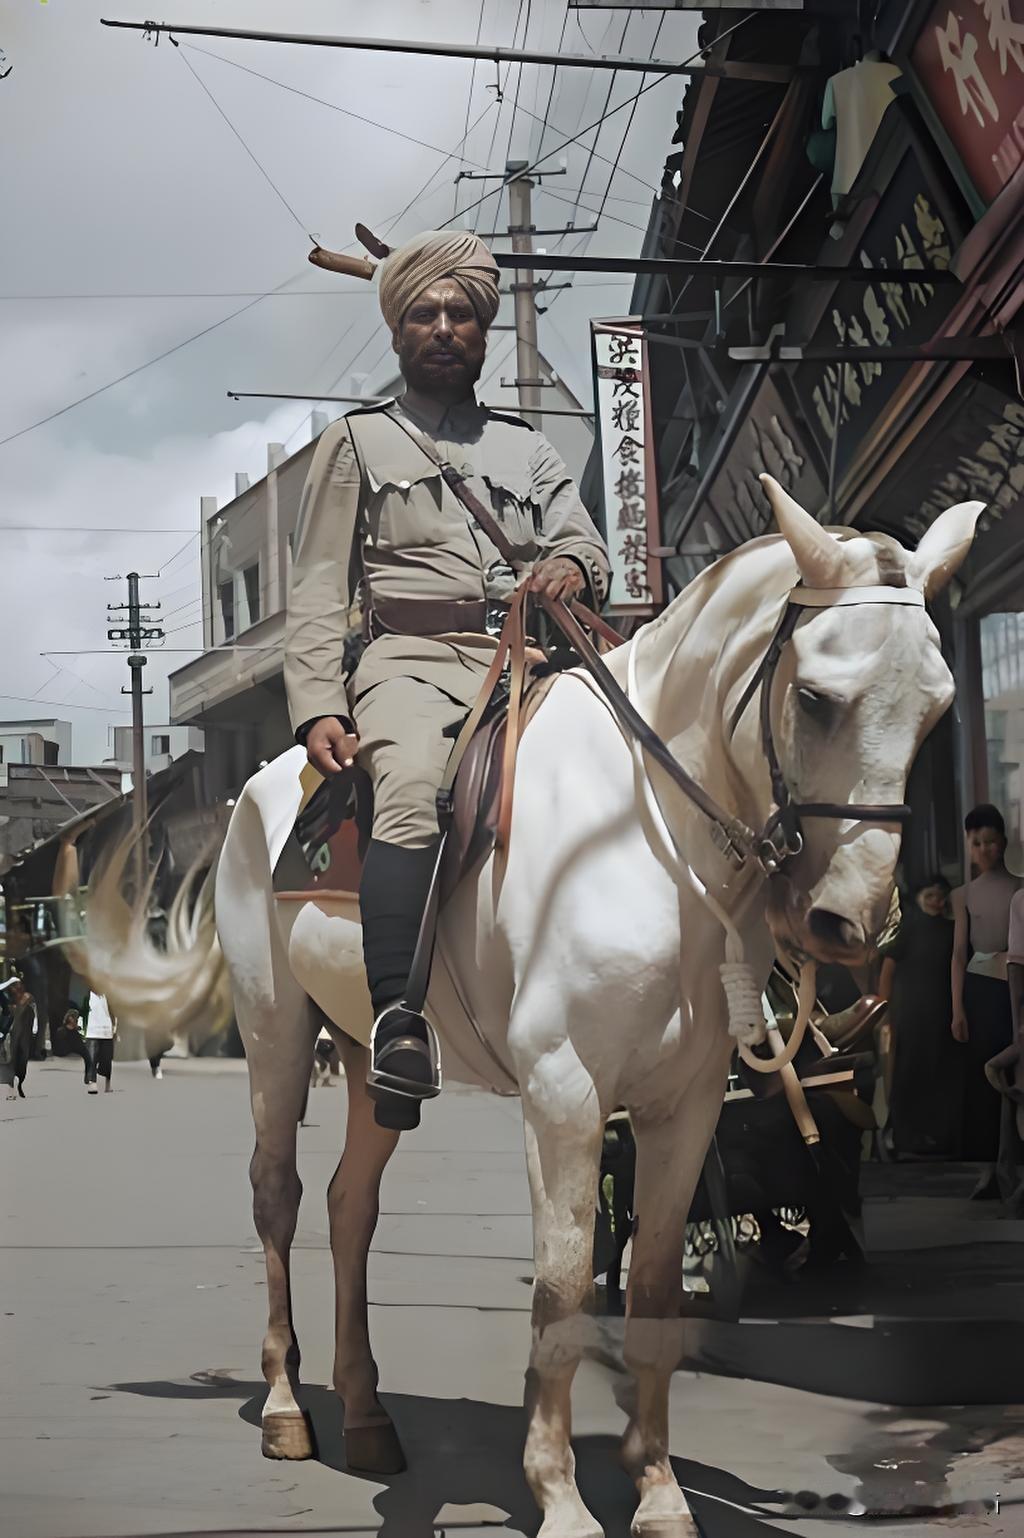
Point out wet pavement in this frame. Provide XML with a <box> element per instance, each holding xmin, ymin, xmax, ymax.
<box><xmin>2</xmin><ymin>1055</ymin><xmax>1022</xmax><ymax>1537</ymax></box>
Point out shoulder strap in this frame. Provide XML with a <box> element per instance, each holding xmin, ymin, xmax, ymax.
<box><xmin>382</xmin><ymin>406</ymin><xmax>520</xmax><ymax>565</ymax></box>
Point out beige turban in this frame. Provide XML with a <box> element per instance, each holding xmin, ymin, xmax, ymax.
<box><xmin>377</xmin><ymin>230</ymin><xmax>501</xmax><ymax>333</ymax></box>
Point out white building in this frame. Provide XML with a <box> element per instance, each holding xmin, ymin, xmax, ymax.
<box><xmin>0</xmin><ymin>718</ymin><xmax>73</xmax><ymax>776</ymax></box>
<box><xmin>106</xmin><ymin>723</ymin><xmax>205</xmax><ymax>778</ymax></box>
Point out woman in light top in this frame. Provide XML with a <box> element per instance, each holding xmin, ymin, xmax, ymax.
<box><xmin>951</xmin><ymin>804</ymin><xmax>1022</xmax><ymax>1193</ymax></box>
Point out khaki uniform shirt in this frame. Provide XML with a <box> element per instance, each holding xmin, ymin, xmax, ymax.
<box><xmin>284</xmin><ymin>396</ymin><xmax>610</xmax><ymax>731</ymax></box>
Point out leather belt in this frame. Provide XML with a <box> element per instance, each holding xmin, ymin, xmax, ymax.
<box><xmin>363</xmin><ymin>595</ymin><xmax>489</xmax><ymax>641</ymax></box>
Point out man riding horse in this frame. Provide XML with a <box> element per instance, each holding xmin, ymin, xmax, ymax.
<box><xmin>284</xmin><ymin>229</ymin><xmax>610</xmax><ymax>1128</ymax></box>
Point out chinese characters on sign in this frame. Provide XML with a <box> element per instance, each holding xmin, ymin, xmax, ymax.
<box><xmin>912</xmin><ymin>0</ymin><xmax>1024</xmax><ymax>204</ymax></box>
<box><xmin>864</xmin><ymin>379</ymin><xmax>1023</xmax><ymax>547</ymax></box>
<box><xmin>707</xmin><ymin>379</ymin><xmax>825</xmax><ymax>546</ymax></box>
<box><xmin>794</xmin><ymin>152</ymin><xmax>958</xmax><ymax>479</ymax></box>
<box><xmin>913</xmin><ymin>392</ymin><xmax>1024</xmax><ymax>537</ymax></box>
<box><xmin>592</xmin><ymin>322</ymin><xmax>662</xmax><ymax>611</ymax></box>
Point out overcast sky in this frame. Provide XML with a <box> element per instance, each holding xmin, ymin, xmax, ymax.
<box><xmin>1</xmin><ymin>0</ymin><xmax>697</xmax><ymax>763</ymax></box>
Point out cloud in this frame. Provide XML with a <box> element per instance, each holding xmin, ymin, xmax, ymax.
<box><xmin>1</xmin><ymin>0</ymin><xmax>696</xmax><ymax>767</ymax></box>
<box><xmin>0</xmin><ymin>403</ymin><xmax>318</xmax><ymax>763</ymax></box>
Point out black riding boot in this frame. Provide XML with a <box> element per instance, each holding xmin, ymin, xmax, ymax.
<box><xmin>359</xmin><ymin>839</ymin><xmax>441</xmax><ymax>1131</ymax></box>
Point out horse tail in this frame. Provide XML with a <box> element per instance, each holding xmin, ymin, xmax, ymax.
<box><xmin>58</xmin><ymin>824</ymin><xmax>233</xmax><ymax>1051</ymax></box>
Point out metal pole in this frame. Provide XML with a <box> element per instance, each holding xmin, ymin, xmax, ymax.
<box><xmin>508</xmin><ymin>165</ymin><xmax>543</xmax><ymax>431</ymax></box>
<box><xmin>126</xmin><ymin>573</ymin><xmax>149</xmax><ymax>900</ymax></box>
<box><xmin>489</xmin><ymin>251</ymin><xmax>961</xmax><ymax>285</ymax></box>
<box><xmin>98</xmin><ymin>18</ymin><xmax>801</xmax><ymax>82</ymax></box>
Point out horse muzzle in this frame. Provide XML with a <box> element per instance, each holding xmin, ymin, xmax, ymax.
<box><xmin>765</xmin><ymin>875</ymin><xmax>871</xmax><ymax>966</ymax></box>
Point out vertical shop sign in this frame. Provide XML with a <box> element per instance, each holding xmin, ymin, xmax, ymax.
<box><xmin>592</xmin><ymin>320</ymin><xmax>663</xmax><ymax>613</ymax></box>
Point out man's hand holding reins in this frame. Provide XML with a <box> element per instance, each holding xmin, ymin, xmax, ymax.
<box><xmin>529</xmin><ymin>556</ymin><xmax>586</xmax><ymax>603</ymax></box>
<box><xmin>305</xmin><ymin>716</ymin><xmax>360</xmax><ymax>777</ymax></box>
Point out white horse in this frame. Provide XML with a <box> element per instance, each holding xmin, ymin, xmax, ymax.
<box><xmin>70</xmin><ymin>479</ymin><xmax>980</xmax><ymax>1538</ymax></box>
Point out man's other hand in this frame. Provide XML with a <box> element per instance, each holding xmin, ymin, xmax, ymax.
<box><xmin>305</xmin><ymin>717</ymin><xmax>360</xmax><ymax>777</ymax></box>
<box><xmin>529</xmin><ymin>556</ymin><xmax>586</xmax><ymax>602</ymax></box>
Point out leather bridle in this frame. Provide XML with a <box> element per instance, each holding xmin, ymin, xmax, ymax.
<box><xmin>727</xmin><ymin>584</ymin><xmax>923</xmax><ymax>875</ymax></box>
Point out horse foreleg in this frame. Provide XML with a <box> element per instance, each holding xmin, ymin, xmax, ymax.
<box><xmin>327</xmin><ymin>1030</ymin><xmax>405</xmax><ymax>1475</ymax></box>
<box><xmin>240</xmin><ymin>991</ymin><xmax>319</xmax><ymax>1460</ymax></box>
<box><xmin>621</xmin><ymin>1055</ymin><xmax>730</xmax><ymax>1538</ymax></box>
<box><xmin>522</xmin><ymin>1091</ymin><xmax>605</xmax><ymax>1538</ymax></box>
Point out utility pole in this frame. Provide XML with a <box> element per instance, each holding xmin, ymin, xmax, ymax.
<box><xmin>506</xmin><ymin>162</ymin><xmax>543</xmax><ymax>432</ymax></box>
<box><xmin>107</xmin><ymin>573</ymin><xmax>164</xmax><ymax>897</ymax></box>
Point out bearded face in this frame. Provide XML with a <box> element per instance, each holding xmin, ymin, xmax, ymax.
<box><xmin>393</xmin><ymin>280</ymin><xmax>487</xmax><ymax>401</ymax></box>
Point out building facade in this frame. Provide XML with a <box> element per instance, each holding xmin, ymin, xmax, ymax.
<box><xmin>595</xmin><ymin>1</ymin><xmax>1024</xmax><ymax>877</ymax></box>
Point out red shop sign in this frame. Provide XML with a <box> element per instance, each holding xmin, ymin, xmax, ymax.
<box><xmin>912</xmin><ymin>0</ymin><xmax>1024</xmax><ymax>205</ymax></box>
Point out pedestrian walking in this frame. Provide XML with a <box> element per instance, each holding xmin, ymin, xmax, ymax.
<box><xmin>83</xmin><ymin>991</ymin><xmax>115</xmax><ymax>1095</ymax></box>
<box><xmin>951</xmin><ymin>804</ymin><xmax>1023</xmax><ymax>1196</ymax></box>
<box><xmin>0</xmin><ymin>977</ymin><xmax>37</xmax><ymax>1099</ymax></box>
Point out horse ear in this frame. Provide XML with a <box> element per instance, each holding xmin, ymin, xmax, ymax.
<box><xmin>759</xmin><ymin>474</ymin><xmax>843</xmax><ymax>588</ymax></box>
<box><xmin>908</xmin><ymin>501</ymin><xmax>985</xmax><ymax>599</ymax></box>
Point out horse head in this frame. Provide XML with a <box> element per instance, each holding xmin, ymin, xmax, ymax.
<box><xmin>752</xmin><ymin>474</ymin><xmax>982</xmax><ymax>968</ymax></box>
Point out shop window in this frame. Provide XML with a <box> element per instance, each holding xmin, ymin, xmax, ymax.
<box><xmin>981</xmin><ymin>610</ymin><xmax>1024</xmax><ymax>872</ymax></box>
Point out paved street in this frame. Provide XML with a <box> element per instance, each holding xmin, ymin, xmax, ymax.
<box><xmin>3</xmin><ymin>1056</ymin><xmax>1022</xmax><ymax>1538</ymax></box>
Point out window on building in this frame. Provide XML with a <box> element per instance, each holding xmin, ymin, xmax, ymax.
<box><xmin>243</xmin><ymin>563</ymin><xmax>261</xmax><ymax>627</ymax></box>
<box><xmin>219</xmin><ymin>580</ymin><xmax>235</xmax><ymax>641</ymax></box>
<box><xmin>151</xmin><ymin>734</ymin><xmax>171</xmax><ymax>757</ymax></box>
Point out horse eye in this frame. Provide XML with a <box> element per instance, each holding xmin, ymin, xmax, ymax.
<box><xmin>797</xmin><ymin>687</ymin><xmax>834</xmax><ymax>723</ymax></box>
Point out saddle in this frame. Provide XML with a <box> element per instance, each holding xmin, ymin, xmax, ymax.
<box><xmin>286</xmin><ymin>667</ymin><xmax>559</xmax><ymax>908</ymax></box>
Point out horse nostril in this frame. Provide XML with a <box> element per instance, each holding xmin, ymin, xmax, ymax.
<box><xmin>807</xmin><ymin>908</ymin><xmax>865</xmax><ymax>952</ymax></box>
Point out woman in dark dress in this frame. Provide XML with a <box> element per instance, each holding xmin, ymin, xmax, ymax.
<box><xmin>879</xmin><ymin>876</ymin><xmax>961</xmax><ymax>1156</ymax></box>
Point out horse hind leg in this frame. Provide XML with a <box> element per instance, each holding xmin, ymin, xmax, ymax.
<box><xmin>620</xmin><ymin>1063</ymin><xmax>728</xmax><ymax>1538</ymax></box>
<box><xmin>328</xmin><ymin>1029</ymin><xmax>405</xmax><ymax>1476</ymax></box>
<box><xmin>522</xmin><ymin>1091</ymin><xmax>606</xmax><ymax>1538</ymax></box>
<box><xmin>238</xmin><ymin>986</ymin><xmax>319</xmax><ymax>1461</ymax></box>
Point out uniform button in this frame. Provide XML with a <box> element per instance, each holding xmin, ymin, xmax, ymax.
<box><xmin>398</xmin><ymin>480</ymin><xmax>410</xmax><ymax>489</ymax></box>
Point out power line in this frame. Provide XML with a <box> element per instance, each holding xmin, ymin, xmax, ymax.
<box><xmin>441</xmin><ymin>15</ymin><xmax>752</xmax><ymax>234</ymax></box>
<box><xmin>155</xmin><ymin>579</ymin><xmax>199</xmax><ymax>608</ymax></box>
<box><xmin>0</xmin><ymin>525</ymin><xmax>195</xmax><ymax>534</ymax></box>
<box><xmin>178</xmin><ymin>48</ymin><xmax>311</xmax><ymax>240</ymax></box>
<box><xmin>158</xmin><ymin>532</ymin><xmax>200</xmax><ymax>575</ymax></box>
<box><xmin>595</xmin><ymin>12</ymin><xmax>666</xmax><ymax>228</ymax></box>
<box><xmin>0</xmin><ymin>272</ymin><xmax>307</xmax><ymax>451</ymax></box>
<box><xmin>538</xmin><ymin>183</ymin><xmax>647</xmax><ymax>235</ymax></box>
<box><xmin>37</xmin><ymin>660</ymin><xmax>122</xmax><ymax>709</ymax></box>
<box><xmin>179</xmin><ymin>40</ymin><xmax>496</xmax><ymax>173</ymax></box>
<box><xmin>0</xmin><ymin>692</ymin><xmax>131</xmax><ymax>716</ymax></box>
<box><xmin>0</xmin><ymin>290</ymin><xmax>377</xmax><ymax>300</ymax></box>
<box><xmin>455</xmin><ymin>0</ymin><xmax>488</xmax><ymax>220</ymax></box>
<box><xmin>533</xmin><ymin>2</ymin><xmax>570</xmax><ymax>160</ymax></box>
<box><xmin>572</xmin><ymin>14</ymin><xmax>630</xmax><ymax>225</ymax></box>
<box><xmin>490</xmin><ymin>0</ymin><xmax>530</xmax><ymax>241</ymax></box>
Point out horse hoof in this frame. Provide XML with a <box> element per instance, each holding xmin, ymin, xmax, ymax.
<box><xmin>344</xmin><ymin>1419</ymin><xmax>407</xmax><ymax>1475</ymax></box>
<box><xmin>261</xmin><ymin>1410</ymin><xmax>317</xmax><ymax>1460</ymax></box>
